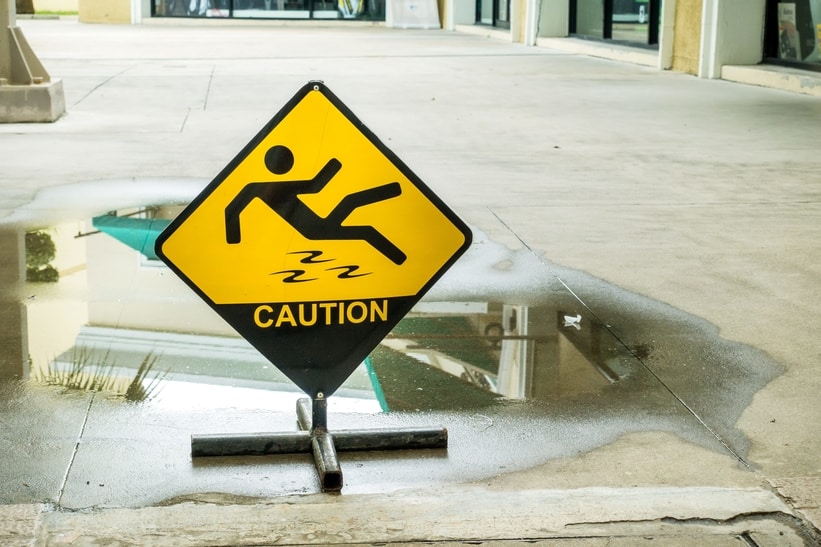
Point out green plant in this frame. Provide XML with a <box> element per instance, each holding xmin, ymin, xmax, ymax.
<box><xmin>124</xmin><ymin>353</ymin><xmax>168</xmax><ymax>402</ymax></box>
<box><xmin>16</xmin><ymin>0</ymin><xmax>34</xmax><ymax>15</ymax></box>
<box><xmin>36</xmin><ymin>347</ymin><xmax>168</xmax><ymax>402</ymax></box>
<box><xmin>26</xmin><ymin>265</ymin><xmax>59</xmax><ymax>283</ymax></box>
<box><xmin>25</xmin><ymin>231</ymin><xmax>59</xmax><ymax>283</ymax></box>
<box><xmin>37</xmin><ymin>347</ymin><xmax>117</xmax><ymax>392</ymax></box>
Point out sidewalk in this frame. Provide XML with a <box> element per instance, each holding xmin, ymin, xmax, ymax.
<box><xmin>1</xmin><ymin>17</ymin><xmax>820</xmax><ymax>545</ymax></box>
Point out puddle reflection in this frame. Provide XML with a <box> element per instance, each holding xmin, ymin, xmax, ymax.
<box><xmin>0</xmin><ymin>207</ymin><xmax>638</xmax><ymax>413</ymax></box>
<box><xmin>0</xmin><ymin>182</ymin><xmax>789</xmax><ymax>507</ymax></box>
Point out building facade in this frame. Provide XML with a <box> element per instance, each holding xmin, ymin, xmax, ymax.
<box><xmin>77</xmin><ymin>0</ymin><xmax>821</xmax><ymax>86</ymax></box>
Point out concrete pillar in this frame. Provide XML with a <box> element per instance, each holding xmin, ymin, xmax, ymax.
<box><xmin>498</xmin><ymin>305</ymin><xmax>530</xmax><ymax>398</ymax></box>
<box><xmin>536</xmin><ymin>0</ymin><xmax>568</xmax><ymax>39</ymax></box>
<box><xmin>79</xmin><ymin>0</ymin><xmax>132</xmax><ymax>23</ymax></box>
<box><xmin>522</xmin><ymin>0</ymin><xmax>539</xmax><ymax>44</ymax></box>
<box><xmin>0</xmin><ymin>0</ymin><xmax>65</xmax><ymax>122</ymax></box>
<box><xmin>671</xmin><ymin>0</ymin><xmax>703</xmax><ymax>74</ymax></box>
<box><xmin>511</xmin><ymin>0</ymin><xmax>523</xmax><ymax>42</ymax></box>
<box><xmin>444</xmin><ymin>0</ymin><xmax>475</xmax><ymax>29</ymax></box>
<box><xmin>131</xmin><ymin>0</ymin><xmax>148</xmax><ymax>24</ymax></box>
<box><xmin>522</xmin><ymin>307</ymin><xmax>557</xmax><ymax>401</ymax></box>
<box><xmin>0</xmin><ymin>230</ymin><xmax>29</xmax><ymax>380</ymax></box>
<box><xmin>698</xmin><ymin>0</ymin><xmax>766</xmax><ymax>78</ymax></box>
<box><xmin>659</xmin><ymin>0</ymin><xmax>676</xmax><ymax>69</ymax></box>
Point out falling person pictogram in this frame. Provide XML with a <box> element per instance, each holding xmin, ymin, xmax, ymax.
<box><xmin>224</xmin><ymin>144</ymin><xmax>407</xmax><ymax>265</ymax></box>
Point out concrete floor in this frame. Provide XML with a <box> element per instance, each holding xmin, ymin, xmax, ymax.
<box><xmin>1</xmin><ymin>17</ymin><xmax>820</xmax><ymax>546</ymax></box>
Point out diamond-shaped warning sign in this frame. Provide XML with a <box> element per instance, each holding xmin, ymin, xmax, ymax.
<box><xmin>155</xmin><ymin>81</ymin><xmax>472</xmax><ymax>397</ymax></box>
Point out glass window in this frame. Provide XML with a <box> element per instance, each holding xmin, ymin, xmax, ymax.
<box><xmin>235</xmin><ymin>0</ymin><xmax>310</xmax><ymax>20</ymax></box>
<box><xmin>576</xmin><ymin>0</ymin><xmax>605</xmax><ymax>38</ymax></box>
<box><xmin>153</xmin><ymin>0</ymin><xmax>224</xmax><ymax>16</ymax></box>
<box><xmin>572</xmin><ymin>0</ymin><xmax>659</xmax><ymax>47</ymax></box>
<box><xmin>152</xmin><ymin>0</ymin><xmax>385</xmax><ymax>20</ymax></box>
<box><xmin>774</xmin><ymin>0</ymin><xmax>821</xmax><ymax>65</ymax></box>
<box><xmin>612</xmin><ymin>0</ymin><xmax>649</xmax><ymax>44</ymax></box>
<box><xmin>478</xmin><ymin>0</ymin><xmax>493</xmax><ymax>25</ymax></box>
<box><xmin>497</xmin><ymin>0</ymin><xmax>510</xmax><ymax>27</ymax></box>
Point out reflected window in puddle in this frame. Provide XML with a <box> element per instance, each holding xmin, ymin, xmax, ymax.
<box><xmin>373</xmin><ymin>302</ymin><xmax>637</xmax><ymax>411</ymax></box>
<box><xmin>1</xmin><ymin>209</ymin><xmax>638</xmax><ymax>414</ymax></box>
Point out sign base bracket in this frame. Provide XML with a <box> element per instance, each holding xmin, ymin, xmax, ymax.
<box><xmin>190</xmin><ymin>394</ymin><xmax>448</xmax><ymax>492</ymax></box>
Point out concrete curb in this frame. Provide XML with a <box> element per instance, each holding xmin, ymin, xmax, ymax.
<box><xmin>30</xmin><ymin>486</ymin><xmax>807</xmax><ymax>545</ymax></box>
<box><xmin>722</xmin><ymin>64</ymin><xmax>821</xmax><ymax>97</ymax></box>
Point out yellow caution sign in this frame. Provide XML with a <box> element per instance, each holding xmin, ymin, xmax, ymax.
<box><xmin>156</xmin><ymin>81</ymin><xmax>472</xmax><ymax>397</ymax></box>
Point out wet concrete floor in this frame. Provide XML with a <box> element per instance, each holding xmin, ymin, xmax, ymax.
<box><xmin>0</xmin><ymin>199</ymin><xmax>792</xmax><ymax>522</ymax></box>
<box><xmin>1</xmin><ymin>17</ymin><xmax>820</xmax><ymax>546</ymax></box>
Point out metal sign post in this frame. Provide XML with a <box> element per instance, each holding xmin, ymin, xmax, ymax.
<box><xmin>156</xmin><ymin>81</ymin><xmax>471</xmax><ymax>491</ymax></box>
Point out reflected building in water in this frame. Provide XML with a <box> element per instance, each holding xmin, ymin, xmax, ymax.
<box><xmin>0</xmin><ymin>231</ymin><xmax>28</xmax><ymax>380</ymax></box>
<box><xmin>0</xmin><ymin>208</ymin><xmax>637</xmax><ymax>411</ymax></box>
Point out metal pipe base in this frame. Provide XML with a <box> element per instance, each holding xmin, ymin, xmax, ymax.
<box><xmin>191</xmin><ymin>397</ymin><xmax>448</xmax><ymax>492</ymax></box>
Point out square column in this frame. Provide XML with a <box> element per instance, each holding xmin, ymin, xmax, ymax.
<box><xmin>0</xmin><ymin>0</ymin><xmax>65</xmax><ymax>122</ymax></box>
<box><xmin>0</xmin><ymin>230</ymin><xmax>29</xmax><ymax>379</ymax></box>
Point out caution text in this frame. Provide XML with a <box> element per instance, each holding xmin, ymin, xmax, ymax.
<box><xmin>254</xmin><ymin>300</ymin><xmax>389</xmax><ymax>328</ymax></box>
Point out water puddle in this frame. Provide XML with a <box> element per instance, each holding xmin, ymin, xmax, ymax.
<box><xmin>1</xmin><ymin>202</ymin><xmax>638</xmax><ymax>412</ymax></box>
<box><xmin>0</xmin><ymin>179</ymin><xmax>783</xmax><ymax>505</ymax></box>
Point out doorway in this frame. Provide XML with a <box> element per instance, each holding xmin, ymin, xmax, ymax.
<box><xmin>570</xmin><ymin>0</ymin><xmax>661</xmax><ymax>46</ymax></box>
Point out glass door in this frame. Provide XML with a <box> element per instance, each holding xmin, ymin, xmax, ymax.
<box><xmin>495</xmin><ymin>0</ymin><xmax>510</xmax><ymax>28</ymax></box>
<box><xmin>476</xmin><ymin>0</ymin><xmax>509</xmax><ymax>28</ymax></box>
<box><xmin>571</xmin><ymin>0</ymin><xmax>661</xmax><ymax>46</ymax></box>
<box><xmin>765</xmin><ymin>0</ymin><xmax>821</xmax><ymax>68</ymax></box>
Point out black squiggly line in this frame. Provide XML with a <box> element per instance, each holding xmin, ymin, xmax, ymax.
<box><xmin>326</xmin><ymin>265</ymin><xmax>371</xmax><ymax>279</ymax></box>
<box><xmin>288</xmin><ymin>250</ymin><xmax>334</xmax><ymax>264</ymax></box>
<box><xmin>270</xmin><ymin>269</ymin><xmax>317</xmax><ymax>283</ymax></box>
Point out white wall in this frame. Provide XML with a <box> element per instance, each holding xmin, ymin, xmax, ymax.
<box><xmin>446</xmin><ymin>0</ymin><xmax>475</xmax><ymax>28</ymax></box>
<box><xmin>659</xmin><ymin>0</ymin><xmax>676</xmax><ymax>69</ymax></box>
<box><xmin>132</xmin><ymin>0</ymin><xmax>151</xmax><ymax>23</ymax></box>
<box><xmin>699</xmin><ymin>0</ymin><xmax>766</xmax><ymax>78</ymax></box>
<box><xmin>536</xmin><ymin>0</ymin><xmax>568</xmax><ymax>38</ymax></box>
<box><xmin>86</xmin><ymin>221</ymin><xmax>236</xmax><ymax>337</ymax></box>
<box><xmin>523</xmin><ymin>0</ymin><xmax>539</xmax><ymax>44</ymax></box>
<box><xmin>34</xmin><ymin>0</ymin><xmax>79</xmax><ymax>11</ymax></box>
